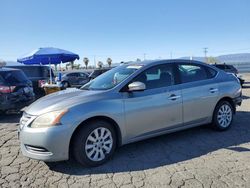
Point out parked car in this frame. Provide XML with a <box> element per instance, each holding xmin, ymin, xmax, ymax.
<box><xmin>0</xmin><ymin>68</ymin><xmax>35</xmax><ymax>113</ymax></box>
<box><xmin>212</xmin><ymin>64</ymin><xmax>245</xmax><ymax>86</ymax></box>
<box><xmin>88</xmin><ymin>68</ymin><xmax>111</xmax><ymax>80</ymax></box>
<box><xmin>6</xmin><ymin>65</ymin><xmax>55</xmax><ymax>98</ymax></box>
<box><xmin>19</xmin><ymin>60</ymin><xmax>242</xmax><ymax>167</ymax></box>
<box><xmin>61</xmin><ymin>72</ymin><xmax>89</xmax><ymax>88</ymax></box>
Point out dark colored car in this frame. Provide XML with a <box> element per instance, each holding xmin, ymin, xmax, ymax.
<box><xmin>0</xmin><ymin>68</ymin><xmax>35</xmax><ymax>113</ymax></box>
<box><xmin>61</xmin><ymin>72</ymin><xmax>89</xmax><ymax>88</ymax></box>
<box><xmin>88</xmin><ymin>68</ymin><xmax>111</xmax><ymax>80</ymax></box>
<box><xmin>212</xmin><ymin>64</ymin><xmax>244</xmax><ymax>86</ymax></box>
<box><xmin>6</xmin><ymin>65</ymin><xmax>54</xmax><ymax>98</ymax></box>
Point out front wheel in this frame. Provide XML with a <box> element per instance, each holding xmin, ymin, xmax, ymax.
<box><xmin>212</xmin><ymin>101</ymin><xmax>234</xmax><ymax>131</ymax></box>
<box><xmin>62</xmin><ymin>81</ymin><xmax>70</xmax><ymax>88</ymax></box>
<box><xmin>72</xmin><ymin>120</ymin><xmax>117</xmax><ymax>167</ymax></box>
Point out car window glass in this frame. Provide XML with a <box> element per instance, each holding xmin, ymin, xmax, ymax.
<box><xmin>68</xmin><ymin>73</ymin><xmax>78</xmax><ymax>77</ymax></box>
<box><xmin>133</xmin><ymin>64</ymin><xmax>175</xmax><ymax>90</ymax></box>
<box><xmin>206</xmin><ymin>67</ymin><xmax>217</xmax><ymax>78</ymax></box>
<box><xmin>0</xmin><ymin>75</ymin><xmax>5</xmax><ymax>84</ymax></box>
<box><xmin>79</xmin><ymin>73</ymin><xmax>87</xmax><ymax>78</ymax></box>
<box><xmin>179</xmin><ymin>64</ymin><xmax>208</xmax><ymax>83</ymax></box>
<box><xmin>0</xmin><ymin>70</ymin><xmax>28</xmax><ymax>84</ymax></box>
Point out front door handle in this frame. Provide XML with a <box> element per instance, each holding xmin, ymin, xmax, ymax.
<box><xmin>210</xmin><ymin>88</ymin><xmax>218</xmax><ymax>93</ymax></box>
<box><xmin>168</xmin><ymin>94</ymin><xmax>181</xmax><ymax>101</ymax></box>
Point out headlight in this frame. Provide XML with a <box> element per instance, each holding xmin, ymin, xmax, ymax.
<box><xmin>30</xmin><ymin>109</ymin><xmax>68</xmax><ymax>128</ymax></box>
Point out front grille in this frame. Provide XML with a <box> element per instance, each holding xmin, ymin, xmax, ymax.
<box><xmin>20</xmin><ymin>112</ymin><xmax>35</xmax><ymax>130</ymax></box>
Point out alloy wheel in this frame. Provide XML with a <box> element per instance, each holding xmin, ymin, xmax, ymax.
<box><xmin>217</xmin><ymin>104</ymin><xmax>233</xmax><ymax>128</ymax></box>
<box><xmin>85</xmin><ymin>127</ymin><xmax>113</xmax><ymax>161</ymax></box>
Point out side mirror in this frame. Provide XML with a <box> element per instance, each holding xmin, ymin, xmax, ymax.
<box><xmin>128</xmin><ymin>81</ymin><xmax>146</xmax><ymax>92</ymax></box>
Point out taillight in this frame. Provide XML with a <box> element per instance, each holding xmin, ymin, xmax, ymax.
<box><xmin>38</xmin><ymin>80</ymin><xmax>46</xmax><ymax>87</ymax></box>
<box><xmin>0</xmin><ymin>85</ymin><xmax>16</xmax><ymax>93</ymax></box>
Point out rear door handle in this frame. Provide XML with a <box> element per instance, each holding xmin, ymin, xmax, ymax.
<box><xmin>168</xmin><ymin>94</ymin><xmax>181</xmax><ymax>101</ymax></box>
<box><xmin>210</xmin><ymin>88</ymin><xmax>218</xmax><ymax>93</ymax></box>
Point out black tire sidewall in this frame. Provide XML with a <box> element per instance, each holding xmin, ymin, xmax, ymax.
<box><xmin>213</xmin><ymin>101</ymin><xmax>234</xmax><ymax>131</ymax></box>
<box><xmin>62</xmin><ymin>81</ymin><xmax>69</xmax><ymax>88</ymax></box>
<box><xmin>72</xmin><ymin>120</ymin><xmax>117</xmax><ymax>167</ymax></box>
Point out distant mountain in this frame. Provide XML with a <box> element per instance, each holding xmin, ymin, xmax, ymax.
<box><xmin>180</xmin><ymin>53</ymin><xmax>250</xmax><ymax>64</ymax></box>
<box><xmin>5</xmin><ymin>61</ymin><xmax>20</xmax><ymax>66</ymax></box>
<box><xmin>217</xmin><ymin>53</ymin><xmax>250</xmax><ymax>63</ymax></box>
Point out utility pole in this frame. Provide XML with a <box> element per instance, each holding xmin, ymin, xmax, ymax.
<box><xmin>170</xmin><ymin>51</ymin><xmax>173</xmax><ymax>59</ymax></box>
<box><xmin>203</xmin><ymin>47</ymin><xmax>208</xmax><ymax>63</ymax></box>
<box><xmin>143</xmin><ymin>53</ymin><xmax>147</xmax><ymax>61</ymax></box>
<box><xmin>94</xmin><ymin>55</ymin><xmax>96</xmax><ymax>67</ymax></box>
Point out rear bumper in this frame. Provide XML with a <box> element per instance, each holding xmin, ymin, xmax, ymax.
<box><xmin>0</xmin><ymin>95</ymin><xmax>35</xmax><ymax>111</ymax></box>
<box><xmin>233</xmin><ymin>96</ymin><xmax>242</xmax><ymax>106</ymax></box>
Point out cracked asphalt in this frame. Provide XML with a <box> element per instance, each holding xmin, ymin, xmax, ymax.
<box><xmin>0</xmin><ymin>75</ymin><xmax>250</xmax><ymax>188</ymax></box>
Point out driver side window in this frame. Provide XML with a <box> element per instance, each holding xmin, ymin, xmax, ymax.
<box><xmin>133</xmin><ymin>64</ymin><xmax>175</xmax><ymax>90</ymax></box>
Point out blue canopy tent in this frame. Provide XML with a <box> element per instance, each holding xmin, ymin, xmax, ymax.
<box><xmin>17</xmin><ymin>47</ymin><xmax>80</xmax><ymax>83</ymax></box>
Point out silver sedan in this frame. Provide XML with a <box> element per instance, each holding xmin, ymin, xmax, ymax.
<box><xmin>19</xmin><ymin>59</ymin><xmax>242</xmax><ymax>167</ymax></box>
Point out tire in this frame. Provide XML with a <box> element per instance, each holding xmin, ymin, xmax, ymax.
<box><xmin>212</xmin><ymin>101</ymin><xmax>234</xmax><ymax>131</ymax></box>
<box><xmin>72</xmin><ymin>120</ymin><xmax>117</xmax><ymax>167</ymax></box>
<box><xmin>62</xmin><ymin>81</ymin><xmax>70</xmax><ymax>88</ymax></box>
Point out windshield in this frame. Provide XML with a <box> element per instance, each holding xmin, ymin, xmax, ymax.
<box><xmin>81</xmin><ymin>64</ymin><xmax>143</xmax><ymax>90</ymax></box>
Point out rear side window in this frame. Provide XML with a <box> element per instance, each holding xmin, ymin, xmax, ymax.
<box><xmin>206</xmin><ymin>67</ymin><xmax>217</xmax><ymax>78</ymax></box>
<box><xmin>0</xmin><ymin>70</ymin><xmax>28</xmax><ymax>85</ymax></box>
<box><xmin>67</xmin><ymin>73</ymin><xmax>78</xmax><ymax>77</ymax></box>
<box><xmin>178</xmin><ymin>64</ymin><xmax>211</xmax><ymax>83</ymax></box>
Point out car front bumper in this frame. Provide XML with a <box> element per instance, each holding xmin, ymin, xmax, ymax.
<box><xmin>19</xmin><ymin>124</ymin><xmax>72</xmax><ymax>162</ymax></box>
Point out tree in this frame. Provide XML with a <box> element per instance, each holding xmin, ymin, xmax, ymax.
<box><xmin>83</xmin><ymin>57</ymin><xmax>89</xmax><ymax>69</ymax></box>
<box><xmin>70</xmin><ymin>61</ymin><xmax>74</xmax><ymax>70</ymax></box>
<box><xmin>0</xmin><ymin>59</ymin><xmax>6</xmax><ymax>67</ymax></box>
<box><xmin>107</xmin><ymin>58</ymin><xmax>112</xmax><ymax>67</ymax></box>
<box><xmin>136</xmin><ymin>58</ymin><xmax>141</xmax><ymax>62</ymax></box>
<box><xmin>97</xmin><ymin>61</ymin><xmax>103</xmax><ymax>69</ymax></box>
<box><xmin>207</xmin><ymin>56</ymin><xmax>220</xmax><ymax>64</ymax></box>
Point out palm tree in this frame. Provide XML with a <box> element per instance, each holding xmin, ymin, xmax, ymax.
<box><xmin>70</xmin><ymin>61</ymin><xmax>74</xmax><ymax>70</ymax></box>
<box><xmin>107</xmin><ymin>58</ymin><xmax>112</xmax><ymax>67</ymax></box>
<box><xmin>97</xmin><ymin>61</ymin><xmax>103</xmax><ymax>69</ymax></box>
<box><xmin>83</xmin><ymin>57</ymin><xmax>89</xmax><ymax>69</ymax></box>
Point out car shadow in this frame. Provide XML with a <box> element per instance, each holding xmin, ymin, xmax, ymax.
<box><xmin>0</xmin><ymin>113</ymin><xmax>22</xmax><ymax>124</ymax></box>
<box><xmin>46</xmin><ymin>110</ymin><xmax>250</xmax><ymax>175</ymax></box>
<box><xmin>242</xmin><ymin>95</ymin><xmax>250</xmax><ymax>100</ymax></box>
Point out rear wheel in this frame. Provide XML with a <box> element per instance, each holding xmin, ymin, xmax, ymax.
<box><xmin>72</xmin><ymin>120</ymin><xmax>117</xmax><ymax>167</ymax></box>
<box><xmin>212</xmin><ymin>101</ymin><xmax>234</xmax><ymax>131</ymax></box>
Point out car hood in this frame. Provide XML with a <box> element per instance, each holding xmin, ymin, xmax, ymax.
<box><xmin>25</xmin><ymin>88</ymin><xmax>104</xmax><ymax>116</ymax></box>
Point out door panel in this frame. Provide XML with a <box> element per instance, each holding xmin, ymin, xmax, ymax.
<box><xmin>181</xmin><ymin>80</ymin><xmax>218</xmax><ymax>124</ymax></box>
<box><xmin>122</xmin><ymin>63</ymin><xmax>183</xmax><ymax>141</ymax></box>
<box><xmin>123</xmin><ymin>86</ymin><xmax>182</xmax><ymax>140</ymax></box>
<box><xmin>178</xmin><ymin>63</ymin><xmax>219</xmax><ymax>125</ymax></box>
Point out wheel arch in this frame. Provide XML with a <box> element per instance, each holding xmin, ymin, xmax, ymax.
<box><xmin>69</xmin><ymin>116</ymin><xmax>122</xmax><ymax>157</ymax></box>
<box><xmin>215</xmin><ymin>96</ymin><xmax>236</xmax><ymax>113</ymax></box>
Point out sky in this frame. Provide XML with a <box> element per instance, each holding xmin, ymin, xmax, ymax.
<box><xmin>0</xmin><ymin>0</ymin><xmax>250</xmax><ymax>66</ymax></box>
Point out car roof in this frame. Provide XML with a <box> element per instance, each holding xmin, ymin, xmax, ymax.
<box><xmin>123</xmin><ymin>59</ymin><xmax>206</xmax><ymax>67</ymax></box>
<box><xmin>0</xmin><ymin>67</ymin><xmax>20</xmax><ymax>72</ymax></box>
